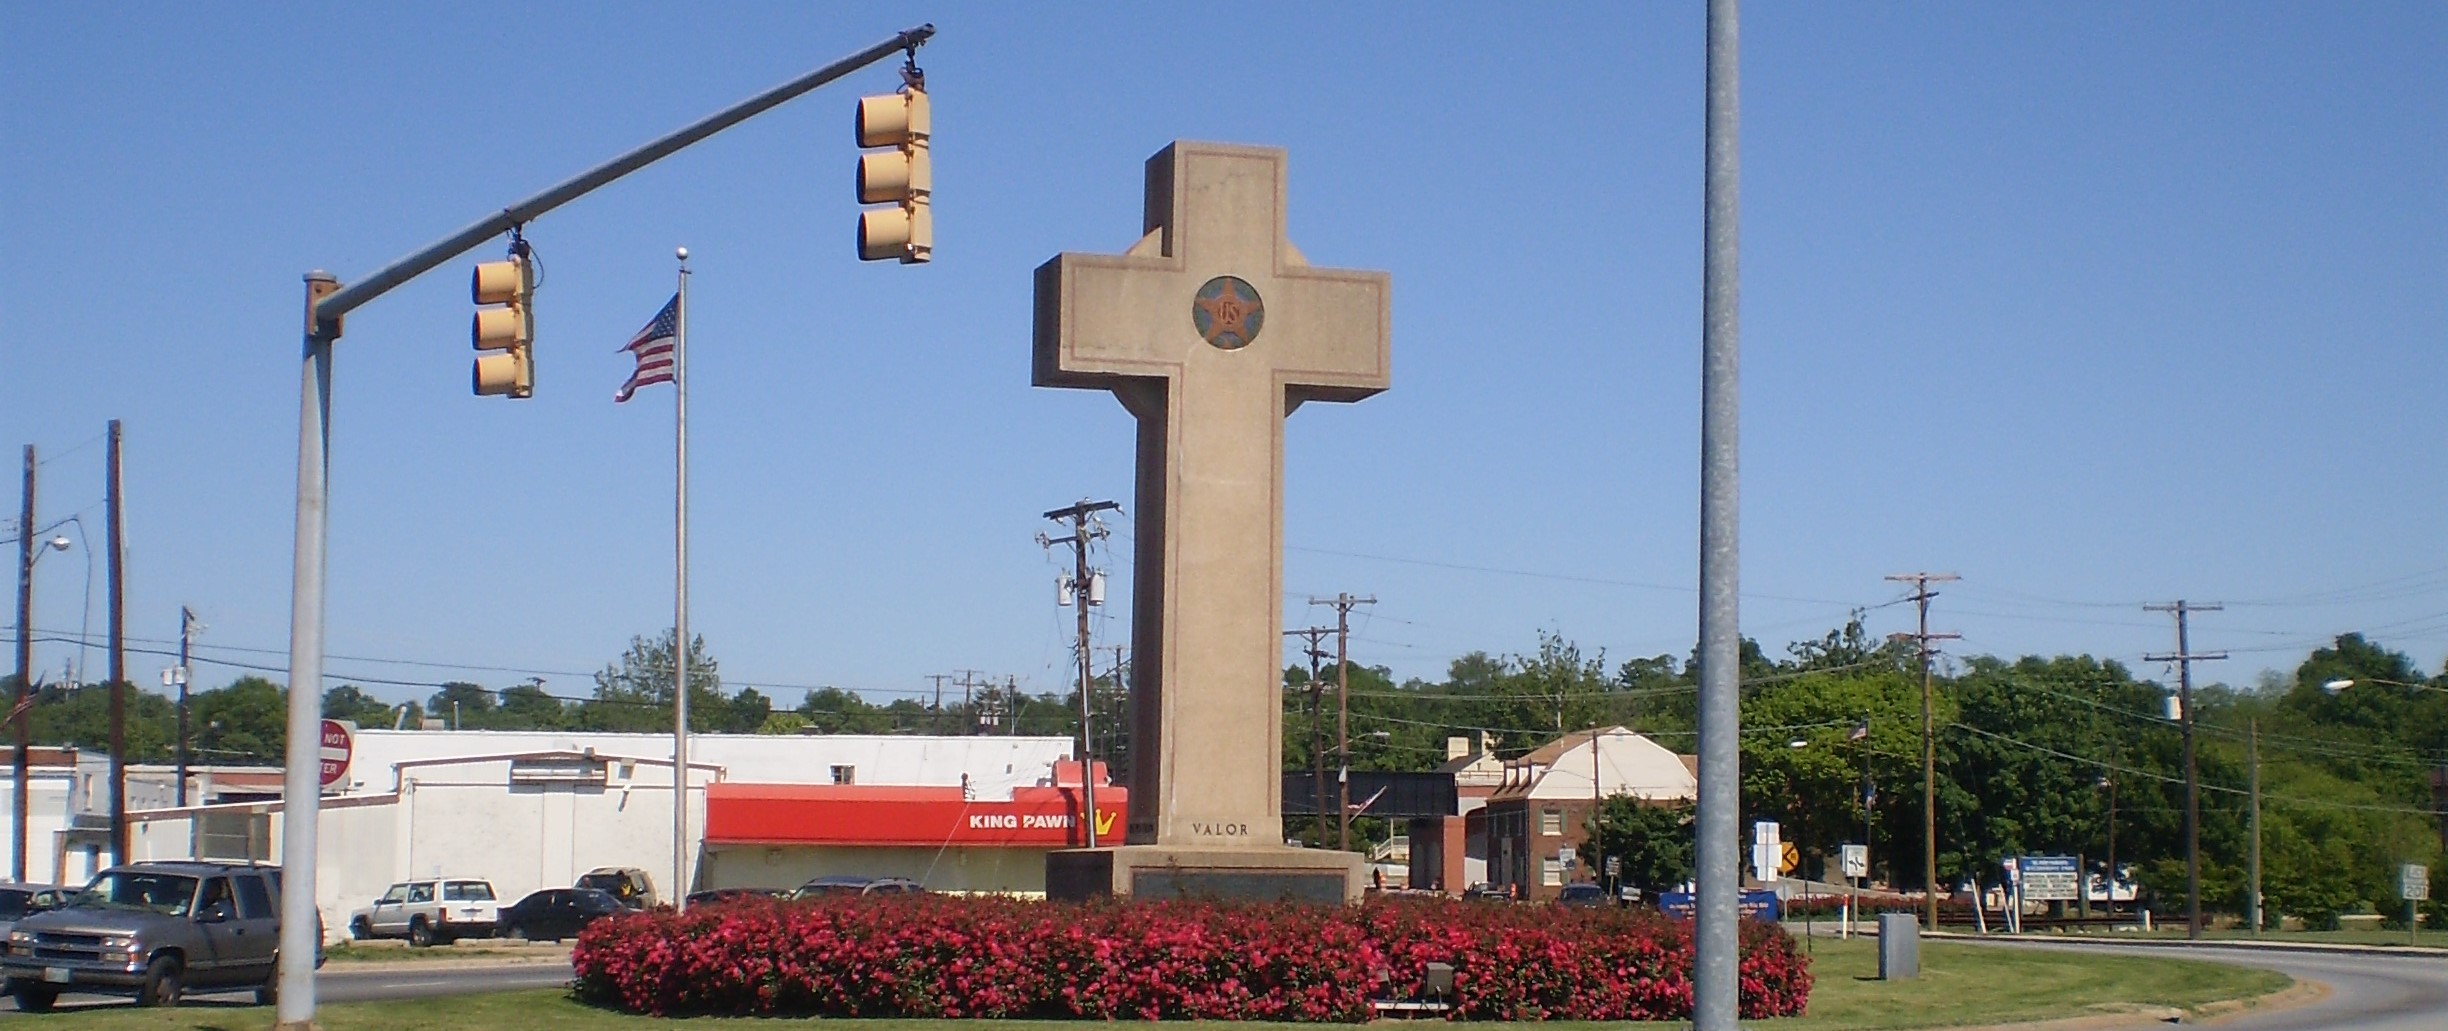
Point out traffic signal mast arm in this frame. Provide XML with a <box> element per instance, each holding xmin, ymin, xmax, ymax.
<box><xmin>307</xmin><ymin>23</ymin><xmax>934</xmax><ymax>333</ymax></box>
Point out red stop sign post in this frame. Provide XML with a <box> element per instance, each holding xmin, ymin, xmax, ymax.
<box><xmin>318</xmin><ymin>719</ymin><xmax>354</xmax><ymax>790</ymax></box>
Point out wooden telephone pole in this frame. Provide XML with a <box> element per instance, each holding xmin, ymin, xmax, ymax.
<box><xmin>1309</xmin><ymin>594</ymin><xmax>1373</xmax><ymax>850</ymax></box>
<box><xmin>1885</xmin><ymin>572</ymin><xmax>1957</xmax><ymax>930</ymax></box>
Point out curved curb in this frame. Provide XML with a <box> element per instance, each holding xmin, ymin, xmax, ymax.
<box><xmin>2189</xmin><ymin>975</ymin><xmax>2330</xmax><ymax>1026</ymax></box>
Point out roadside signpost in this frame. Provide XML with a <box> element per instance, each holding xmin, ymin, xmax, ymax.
<box><xmin>1751</xmin><ymin>821</ymin><xmax>1781</xmax><ymax>883</ymax></box>
<box><xmin>2020</xmin><ymin>856</ymin><xmax>2081</xmax><ymax>902</ymax></box>
<box><xmin>1841</xmin><ymin>844</ymin><xmax>1869</xmax><ymax>939</ymax></box>
<box><xmin>2402</xmin><ymin>863</ymin><xmax>2429</xmax><ymax>944</ymax></box>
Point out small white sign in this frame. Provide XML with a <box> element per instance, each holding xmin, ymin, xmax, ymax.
<box><xmin>1753</xmin><ymin>821</ymin><xmax>1781</xmax><ymax>846</ymax></box>
<box><xmin>2402</xmin><ymin>863</ymin><xmax>2430</xmax><ymax>902</ymax></box>
<box><xmin>1751</xmin><ymin>841</ymin><xmax>1779</xmax><ymax>883</ymax></box>
<box><xmin>1841</xmin><ymin>844</ymin><xmax>1869</xmax><ymax>880</ymax></box>
<box><xmin>1557</xmin><ymin>845</ymin><xmax>1577</xmax><ymax>867</ymax></box>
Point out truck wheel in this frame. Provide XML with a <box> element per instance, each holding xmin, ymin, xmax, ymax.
<box><xmin>11</xmin><ymin>983</ymin><xmax>59</xmax><ymax>1012</ymax></box>
<box><xmin>349</xmin><ymin>916</ymin><xmax>372</xmax><ymax>940</ymax></box>
<box><xmin>136</xmin><ymin>954</ymin><xmax>184</xmax><ymax>1007</ymax></box>
<box><xmin>407</xmin><ymin>918</ymin><xmax>434</xmax><ymax>948</ymax></box>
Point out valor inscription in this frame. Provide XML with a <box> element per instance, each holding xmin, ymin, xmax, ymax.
<box><xmin>1189</xmin><ymin>822</ymin><xmax>1249</xmax><ymax>837</ymax></box>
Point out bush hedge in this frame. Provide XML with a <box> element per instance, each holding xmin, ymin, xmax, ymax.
<box><xmin>572</xmin><ymin>894</ymin><xmax>1811</xmax><ymax>1021</ymax></box>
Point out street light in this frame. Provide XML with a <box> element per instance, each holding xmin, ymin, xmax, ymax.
<box><xmin>12</xmin><ymin>530</ymin><xmax>78</xmax><ymax>882</ymax></box>
<box><xmin>2324</xmin><ymin>677</ymin><xmax>2448</xmax><ymax>695</ymax></box>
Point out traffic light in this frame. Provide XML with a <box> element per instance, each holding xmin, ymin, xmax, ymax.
<box><xmin>855</xmin><ymin>84</ymin><xmax>930</xmax><ymax>263</ymax></box>
<box><xmin>470</xmin><ymin>253</ymin><xmax>533</xmax><ymax>398</ymax></box>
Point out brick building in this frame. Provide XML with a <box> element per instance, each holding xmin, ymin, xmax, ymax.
<box><xmin>1481</xmin><ymin>727</ymin><xmax>1697</xmax><ymax>902</ymax></box>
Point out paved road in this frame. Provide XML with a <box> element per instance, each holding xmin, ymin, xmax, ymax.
<box><xmin>0</xmin><ymin>960</ymin><xmax>572</xmax><ymax>1015</ymax></box>
<box><xmin>1991</xmin><ymin>940</ymin><xmax>2448</xmax><ymax>1031</ymax></box>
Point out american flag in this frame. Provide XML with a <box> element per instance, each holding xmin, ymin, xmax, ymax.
<box><xmin>1848</xmin><ymin>719</ymin><xmax>1870</xmax><ymax>741</ymax></box>
<box><xmin>614</xmin><ymin>294</ymin><xmax>679</xmax><ymax>402</ymax></box>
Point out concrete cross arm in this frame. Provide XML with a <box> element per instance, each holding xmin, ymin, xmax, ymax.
<box><xmin>1031</xmin><ymin>141</ymin><xmax>1390</xmax><ymax>405</ymax></box>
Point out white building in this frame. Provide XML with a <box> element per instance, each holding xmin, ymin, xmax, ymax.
<box><xmin>76</xmin><ymin>729</ymin><xmax>1099</xmax><ymax>944</ymax></box>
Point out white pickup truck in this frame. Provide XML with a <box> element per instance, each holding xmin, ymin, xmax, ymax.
<box><xmin>346</xmin><ymin>878</ymin><xmax>499</xmax><ymax>947</ymax></box>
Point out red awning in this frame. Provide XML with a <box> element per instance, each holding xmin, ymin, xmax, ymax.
<box><xmin>705</xmin><ymin>783</ymin><xmax>1127</xmax><ymax>848</ymax></box>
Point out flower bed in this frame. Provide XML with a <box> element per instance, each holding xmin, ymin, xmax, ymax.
<box><xmin>572</xmin><ymin>895</ymin><xmax>1810</xmax><ymax>1021</ymax></box>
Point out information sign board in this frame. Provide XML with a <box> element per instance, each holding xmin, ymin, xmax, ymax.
<box><xmin>2401</xmin><ymin>863</ymin><xmax>2429</xmax><ymax>902</ymax></box>
<box><xmin>2019</xmin><ymin>855</ymin><xmax>2080</xmax><ymax>901</ymax></box>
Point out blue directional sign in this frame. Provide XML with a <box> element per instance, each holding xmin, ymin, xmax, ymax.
<box><xmin>2019</xmin><ymin>855</ymin><xmax>2080</xmax><ymax>901</ymax></box>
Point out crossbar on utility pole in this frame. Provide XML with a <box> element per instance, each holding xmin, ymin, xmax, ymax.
<box><xmin>277</xmin><ymin>26</ymin><xmax>933</xmax><ymax>1031</ymax></box>
<box><xmin>2146</xmin><ymin>600</ymin><xmax>2223</xmax><ymax>941</ymax></box>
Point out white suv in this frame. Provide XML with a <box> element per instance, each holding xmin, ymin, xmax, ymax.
<box><xmin>347</xmin><ymin>878</ymin><xmax>499</xmax><ymax>947</ymax></box>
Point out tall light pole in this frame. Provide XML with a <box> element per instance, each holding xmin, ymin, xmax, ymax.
<box><xmin>1694</xmin><ymin>1</ymin><xmax>1743</xmax><ymax>1026</ymax></box>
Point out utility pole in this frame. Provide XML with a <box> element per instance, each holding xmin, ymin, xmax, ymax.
<box><xmin>2247</xmin><ymin>719</ymin><xmax>2262</xmax><ymax>935</ymax></box>
<box><xmin>106</xmin><ymin>420</ymin><xmax>128</xmax><ymax>865</ymax></box>
<box><xmin>175</xmin><ymin>607</ymin><xmax>197</xmax><ymax>807</ymax></box>
<box><xmin>2145</xmin><ymin>600</ymin><xmax>2223</xmax><ymax>941</ymax></box>
<box><xmin>1885</xmin><ymin>572</ymin><xmax>1959</xmax><ymax>931</ymax></box>
<box><xmin>1287</xmin><ymin>626</ymin><xmax>1333</xmax><ymax>844</ymax></box>
<box><xmin>1042</xmin><ymin>498</ymin><xmax>1118</xmax><ymax>848</ymax></box>
<box><xmin>1310</xmin><ymin>594</ymin><xmax>1373</xmax><ymax>850</ymax></box>
<box><xmin>928</xmin><ymin>673</ymin><xmax>949</xmax><ymax>734</ymax></box>
<box><xmin>12</xmin><ymin>444</ymin><xmax>33</xmax><ymax>883</ymax></box>
<box><xmin>954</xmin><ymin>669</ymin><xmax>984</xmax><ymax>735</ymax></box>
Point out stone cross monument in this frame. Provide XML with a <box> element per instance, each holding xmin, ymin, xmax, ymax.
<box><xmin>1034</xmin><ymin>141</ymin><xmax>1390</xmax><ymax>901</ymax></box>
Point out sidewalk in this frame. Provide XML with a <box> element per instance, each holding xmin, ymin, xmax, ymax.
<box><xmin>1924</xmin><ymin>928</ymin><xmax>2448</xmax><ymax>959</ymax></box>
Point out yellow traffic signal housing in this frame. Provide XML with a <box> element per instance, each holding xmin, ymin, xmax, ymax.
<box><xmin>854</xmin><ymin>86</ymin><xmax>930</xmax><ymax>263</ymax></box>
<box><xmin>470</xmin><ymin>256</ymin><xmax>533</xmax><ymax>398</ymax></box>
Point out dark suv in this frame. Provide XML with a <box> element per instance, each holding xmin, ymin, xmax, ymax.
<box><xmin>0</xmin><ymin>861</ymin><xmax>304</xmax><ymax>1010</ymax></box>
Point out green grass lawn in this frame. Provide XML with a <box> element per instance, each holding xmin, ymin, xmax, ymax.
<box><xmin>5</xmin><ymin>940</ymin><xmax>2288</xmax><ymax>1030</ymax></box>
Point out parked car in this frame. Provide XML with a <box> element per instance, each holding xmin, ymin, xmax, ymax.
<box><xmin>0</xmin><ymin>883</ymin><xmax>66</xmax><ymax>938</ymax></box>
<box><xmin>683</xmin><ymin>887</ymin><xmax>785</xmax><ymax>907</ymax></box>
<box><xmin>346</xmin><ymin>877</ymin><xmax>500</xmax><ymax>947</ymax></box>
<box><xmin>574</xmin><ymin>867</ymin><xmax>656</xmax><ymax>910</ymax></box>
<box><xmin>0</xmin><ymin>861</ymin><xmax>309</xmax><ymax>1010</ymax></box>
<box><xmin>497</xmin><ymin>888</ymin><xmax>626</xmax><ymax>943</ymax></box>
<box><xmin>791</xmin><ymin>876</ymin><xmax>924</xmax><ymax>899</ymax></box>
<box><xmin>1461</xmin><ymin>882</ymin><xmax>1513</xmax><ymax>902</ymax></box>
<box><xmin>1554</xmin><ymin>883</ymin><xmax>1612</xmax><ymax>908</ymax></box>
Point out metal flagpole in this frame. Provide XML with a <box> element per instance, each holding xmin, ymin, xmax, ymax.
<box><xmin>673</xmin><ymin>247</ymin><xmax>692</xmax><ymax>911</ymax></box>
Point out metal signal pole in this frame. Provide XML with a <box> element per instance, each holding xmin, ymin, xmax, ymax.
<box><xmin>2146</xmin><ymin>600</ymin><xmax>2223</xmax><ymax>940</ymax></box>
<box><xmin>1886</xmin><ymin>572</ymin><xmax>1958</xmax><ymax>930</ymax></box>
<box><xmin>1043</xmin><ymin>498</ymin><xmax>1118</xmax><ymax>847</ymax></box>
<box><xmin>275</xmin><ymin>27</ymin><xmax>935</xmax><ymax>1030</ymax></box>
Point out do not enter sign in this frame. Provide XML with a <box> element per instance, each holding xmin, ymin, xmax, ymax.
<box><xmin>319</xmin><ymin>719</ymin><xmax>355</xmax><ymax>789</ymax></box>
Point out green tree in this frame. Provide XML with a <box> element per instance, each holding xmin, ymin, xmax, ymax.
<box><xmin>192</xmin><ymin>677</ymin><xmax>287</xmax><ymax>765</ymax></box>
<box><xmin>1592</xmin><ymin>797</ymin><xmax>1696</xmax><ymax>897</ymax></box>
<box><xmin>426</xmin><ymin>682</ymin><xmax>495</xmax><ymax>729</ymax></box>
<box><xmin>495</xmin><ymin>682</ymin><xmax>565</xmax><ymax>730</ymax></box>
<box><xmin>580</xmin><ymin>629</ymin><xmax>723</xmax><ymax>733</ymax></box>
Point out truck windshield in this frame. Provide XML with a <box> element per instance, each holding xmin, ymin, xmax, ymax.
<box><xmin>68</xmin><ymin>872</ymin><xmax>200</xmax><ymax>916</ymax></box>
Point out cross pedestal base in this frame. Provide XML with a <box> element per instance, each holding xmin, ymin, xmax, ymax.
<box><xmin>1046</xmin><ymin>845</ymin><xmax>1363</xmax><ymax>904</ymax></box>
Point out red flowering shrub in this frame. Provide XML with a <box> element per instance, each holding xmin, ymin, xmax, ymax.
<box><xmin>572</xmin><ymin>895</ymin><xmax>1810</xmax><ymax>1021</ymax></box>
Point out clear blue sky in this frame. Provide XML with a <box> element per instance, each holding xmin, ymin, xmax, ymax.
<box><xmin>5</xmin><ymin>3</ymin><xmax>2443</xmax><ymax>712</ymax></box>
